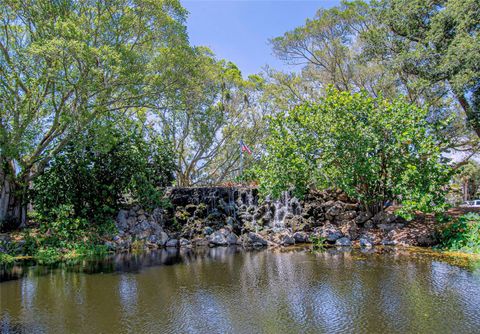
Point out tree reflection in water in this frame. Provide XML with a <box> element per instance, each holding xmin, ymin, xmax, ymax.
<box><xmin>1</xmin><ymin>247</ymin><xmax>480</xmax><ymax>333</ymax></box>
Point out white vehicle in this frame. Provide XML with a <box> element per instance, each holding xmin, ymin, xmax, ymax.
<box><xmin>461</xmin><ymin>200</ymin><xmax>480</xmax><ymax>207</ymax></box>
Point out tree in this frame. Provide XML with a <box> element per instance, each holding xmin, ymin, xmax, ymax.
<box><xmin>363</xmin><ymin>0</ymin><xmax>480</xmax><ymax>138</ymax></box>
<box><xmin>455</xmin><ymin>161</ymin><xmax>480</xmax><ymax>202</ymax></box>
<box><xmin>154</xmin><ymin>51</ymin><xmax>266</xmax><ymax>186</ymax></box>
<box><xmin>255</xmin><ymin>88</ymin><xmax>453</xmax><ymax>216</ymax></box>
<box><xmin>31</xmin><ymin>115</ymin><xmax>175</xmax><ymax>224</ymax></box>
<box><xmin>0</xmin><ymin>0</ymin><xmax>188</xmax><ymax>227</ymax></box>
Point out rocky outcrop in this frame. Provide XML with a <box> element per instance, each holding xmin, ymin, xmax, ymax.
<box><xmin>107</xmin><ymin>187</ymin><xmax>438</xmax><ymax>252</ymax></box>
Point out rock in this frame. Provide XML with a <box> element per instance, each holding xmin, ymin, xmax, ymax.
<box><xmin>179</xmin><ymin>238</ymin><xmax>191</xmax><ymax>247</ymax></box>
<box><xmin>116</xmin><ymin>210</ymin><xmax>129</xmax><ymax>231</ymax></box>
<box><xmin>377</xmin><ymin>223</ymin><xmax>404</xmax><ymax>232</ymax></box>
<box><xmin>293</xmin><ymin>232</ymin><xmax>308</xmax><ymax>243</ymax></box>
<box><xmin>226</xmin><ymin>216</ymin><xmax>235</xmax><ymax>228</ymax></box>
<box><xmin>203</xmin><ymin>226</ymin><xmax>214</xmax><ymax>236</ymax></box>
<box><xmin>127</xmin><ymin>216</ymin><xmax>137</xmax><ymax>228</ymax></box>
<box><xmin>340</xmin><ymin>220</ymin><xmax>358</xmax><ymax>240</ymax></box>
<box><xmin>192</xmin><ymin>238</ymin><xmax>209</xmax><ymax>247</ymax></box>
<box><xmin>326</xmin><ymin>231</ymin><xmax>343</xmax><ymax>242</ymax></box>
<box><xmin>152</xmin><ymin>207</ymin><xmax>164</xmax><ymax>225</ymax></box>
<box><xmin>138</xmin><ymin>214</ymin><xmax>147</xmax><ymax>222</ymax></box>
<box><xmin>359</xmin><ymin>237</ymin><xmax>373</xmax><ymax>248</ymax></box>
<box><xmin>325</xmin><ymin>205</ymin><xmax>341</xmax><ymax>220</ymax></box>
<box><xmin>243</xmin><ymin>232</ymin><xmax>268</xmax><ymax>247</ymax></box>
<box><xmin>166</xmin><ymin>239</ymin><xmax>179</xmax><ymax>247</ymax></box>
<box><xmin>363</xmin><ymin>220</ymin><xmax>374</xmax><ymax>229</ymax></box>
<box><xmin>147</xmin><ymin>234</ymin><xmax>159</xmax><ymax>245</ymax></box>
<box><xmin>355</xmin><ymin>212</ymin><xmax>372</xmax><ymax>225</ymax></box>
<box><xmin>337</xmin><ymin>211</ymin><xmax>358</xmax><ymax>222</ymax></box>
<box><xmin>344</xmin><ymin>203</ymin><xmax>359</xmax><ymax>211</ymax></box>
<box><xmin>226</xmin><ymin>233</ymin><xmax>238</xmax><ymax>245</ymax></box>
<box><xmin>279</xmin><ymin>233</ymin><xmax>295</xmax><ymax>246</ymax></box>
<box><xmin>335</xmin><ymin>237</ymin><xmax>352</xmax><ymax>246</ymax></box>
<box><xmin>381</xmin><ymin>239</ymin><xmax>396</xmax><ymax>246</ymax></box>
<box><xmin>157</xmin><ymin>231</ymin><xmax>169</xmax><ymax>246</ymax></box>
<box><xmin>416</xmin><ymin>233</ymin><xmax>437</xmax><ymax>247</ymax></box>
<box><xmin>372</xmin><ymin>211</ymin><xmax>399</xmax><ymax>225</ymax></box>
<box><xmin>209</xmin><ymin>231</ymin><xmax>228</xmax><ymax>246</ymax></box>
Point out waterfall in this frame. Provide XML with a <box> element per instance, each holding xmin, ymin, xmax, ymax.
<box><xmin>271</xmin><ymin>191</ymin><xmax>301</xmax><ymax>231</ymax></box>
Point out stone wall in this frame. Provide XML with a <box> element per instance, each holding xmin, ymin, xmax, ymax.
<box><xmin>108</xmin><ymin>187</ymin><xmax>437</xmax><ymax>251</ymax></box>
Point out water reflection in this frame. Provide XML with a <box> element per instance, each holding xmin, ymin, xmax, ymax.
<box><xmin>1</xmin><ymin>247</ymin><xmax>480</xmax><ymax>333</ymax></box>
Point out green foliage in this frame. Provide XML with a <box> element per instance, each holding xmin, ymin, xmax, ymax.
<box><xmin>438</xmin><ymin>213</ymin><xmax>480</xmax><ymax>253</ymax></box>
<box><xmin>310</xmin><ymin>235</ymin><xmax>326</xmax><ymax>251</ymax></box>
<box><xmin>0</xmin><ymin>0</ymin><xmax>189</xmax><ymax>226</ymax></box>
<box><xmin>255</xmin><ymin>88</ymin><xmax>453</xmax><ymax>216</ymax></box>
<box><xmin>364</xmin><ymin>0</ymin><xmax>480</xmax><ymax>137</ymax></box>
<box><xmin>31</xmin><ymin>117</ymin><xmax>175</xmax><ymax>225</ymax></box>
<box><xmin>0</xmin><ymin>252</ymin><xmax>15</xmax><ymax>265</ymax></box>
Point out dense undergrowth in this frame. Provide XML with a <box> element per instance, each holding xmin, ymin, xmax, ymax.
<box><xmin>0</xmin><ymin>205</ymin><xmax>115</xmax><ymax>265</ymax></box>
<box><xmin>437</xmin><ymin>213</ymin><xmax>480</xmax><ymax>254</ymax></box>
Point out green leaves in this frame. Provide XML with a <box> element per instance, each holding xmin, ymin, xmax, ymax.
<box><xmin>438</xmin><ymin>213</ymin><xmax>480</xmax><ymax>254</ymax></box>
<box><xmin>31</xmin><ymin>116</ymin><xmax>175</xmax><ymax>224</ymax></box>
<box><xmin>255</xmin><ymin>88</ymin><xmax>453</xmax><ymax>216</ymax></box>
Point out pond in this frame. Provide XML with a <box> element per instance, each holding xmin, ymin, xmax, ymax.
<box><xmin>1</xmin><ymin>247</ymin><xmax>480</xmax><ymax>333</ymax></box>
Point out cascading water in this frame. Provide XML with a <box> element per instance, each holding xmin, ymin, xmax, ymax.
<box><xmin>271</xmin><ymin>191</ymin><xmax>302</xmax><ymax>231</ymax></box>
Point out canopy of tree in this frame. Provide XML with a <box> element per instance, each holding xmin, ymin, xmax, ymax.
<box><xmin>0</xmin><ymin>0</ymin><xmax>478</xmax><ymax>228</ymax></box>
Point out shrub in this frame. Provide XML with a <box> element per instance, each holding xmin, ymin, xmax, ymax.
<box><xmin>255</xmin><ymin>88</ymin><xmax>453</xmax><ymax>217</ymax></box>
<box><xmin>31</xmin><ymin>118</ymin><xmax>175</xmax><ymax>226</ymax></box>
<box><xmin>438</xmin><ymin>213</ymin><xmax>480</xmax><ymax>253</ymax></box>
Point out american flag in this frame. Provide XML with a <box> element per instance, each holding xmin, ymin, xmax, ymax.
<box><xmin>240</xmin><ymin>140</ymin><xmax>252</xmax><ymax>154</ymax></box>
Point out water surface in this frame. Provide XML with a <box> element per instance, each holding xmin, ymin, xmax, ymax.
<box><xmin>1</xmin><ymin>247</ymin><xmax>480</xmax><ymax>333</ymax></box>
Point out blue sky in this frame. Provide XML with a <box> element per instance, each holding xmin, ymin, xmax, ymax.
<box><xmin>182</xmin><ymin>0</ymin><xmax>341</xmax><ymax>76</ymax></box>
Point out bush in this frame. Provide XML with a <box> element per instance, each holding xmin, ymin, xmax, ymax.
<box><xmin>31</xmin><ymin>118</ymin><xmax>175</xmax><ymax>225</ymax></box>
<box><xmin>438</xmin><ymin>213</ymin><xmax>480</xmax><ymax>253</ymax></box>
<box><xmin>255</xmin><ymin>88</ymin><xmax>453</xmax><ymax>217</ymax></box>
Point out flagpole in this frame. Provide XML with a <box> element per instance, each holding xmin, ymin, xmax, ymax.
<box><xmin>240</xmin><ymin>140</ymin><xmax>244</xmax><ymax>178</ymax></box>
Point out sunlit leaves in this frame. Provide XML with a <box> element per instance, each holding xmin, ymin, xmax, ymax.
<box><xmin>255</xmin><ymin>88</ymin><xmax>453</xmax><ymax>216</ymax></box>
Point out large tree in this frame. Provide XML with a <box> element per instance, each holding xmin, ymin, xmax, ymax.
<box><xmin>155</xmin><ymin>51</ymin><xmax>266</xmax><ymax>186</ymax></box>
<box><xmin>0</xmin><ymin>0</ymin><xmax>188</xmax><ymax>227</ymax></box>
<box><xmin>363</xmin><ymin>0</ymin><xmax>480</xmax><ymax>138</ymax></box>
<box><xmin>256</xmin><ymin>89</ymin><xmax>452</xmax><ymax>216</ymax></box>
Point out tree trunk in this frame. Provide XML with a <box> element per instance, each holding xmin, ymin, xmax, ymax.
<box><xmin>0</xmin><ymin>161</ymin><xmax>27</xmax><ymax>230</ymax></box>
<box><xmin>452</xmin><ymin>88</ymin><xmax>480</xmax><ymax>139</ymax></box>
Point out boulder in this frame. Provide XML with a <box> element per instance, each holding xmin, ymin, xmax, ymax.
<box><xmin>325</xmin><ymin>205</ymin><xmax>342</xmax><ymax>220</ymax></box>
<box><xmin>381</xmin><ymin>239</ymin><xmax>396</xmax><ymax>246</ymax></box>
<box><xmin>192</xmin><ymin>238</ymin><xmax>209</xmax><ymax>247</ymax></box>
<box><xmin>116</xmin><ymin>210</ymin><xmax>129</xmax><ymax>231</ymax></box>
<box><xmin>355</xmin><ymin>212</ymin><xmax>372</xmax><ymax>225</ymax></box>
<box><xmin>335</xmin><ymin>237</ymin><xmax>352</xmax><ymax>246</ymax></box>
<box><xmin>209</xmin><ymin>232</ymin><xmax>228</xmax><ymax>246</ymax></box>
<box><xmin>372</xmin><ymin>211</ymin><xmax>400</xmax><ymax>225</ymax></box>
<box><xmin>226</xmin><ymin>233</ymin><xmax>238</xmax><ymax>245</ymax></box>
<box><xmin>156</xmin><ymin>231</ymin><xmax>169</xmax><ymax>246</ymax></box>
<box><xmin>166</xmin><ymin>239</ymin><xmax>179</xmax><ymax>247</ymax></box>
<box><xmin>337</xmin><ymin>211</ymin><xmax>358</xmax><ymax>222</ymax></box>
<box><xmin>242</xmin><ymin>232</ymin><xmax>268</xmax><ymax>248</ymax></box>
<box><xmin>203</xmin><ymin>226</ymin><xmax>214</xmax><ymax>236</ymax></box>
<box><xmin>179</xmin><ymin>238</ymin><xmax>191</xmax><ymax>247</ymax></box>
<box><xmin>293</xmin><ymin>232</ymin><xmax>309</xmax><ymax>243</ymax></box>
<box><xmin>280</xmin><ymin>234</ymin><xmax>295</xmax><ymax>246</ymax></box>
<box><xmin>359</xmin><ymin>237</ymin><xmax>373</xmax><ymax>248</ymax></box>
<box><xmin>152</xmin><ymin>207</ymin><xmax>164</xmax><ymax>225</ymax></box>
<box><xmin>317</xmin><ymin>225</ymin><xmax>343</xmax><ymax>242</ymax></box>
<box><xmin>340</xmin><ymin>220</ymin><xmax>358</xmax><ymax>240</ymax></box>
